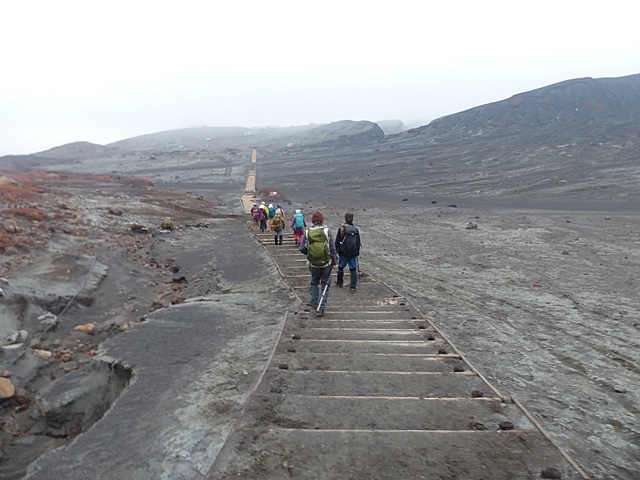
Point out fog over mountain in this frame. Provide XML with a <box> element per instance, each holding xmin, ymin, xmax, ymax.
<box><xmin>2</xmin><ymin>73</ymin><xmax>639</xmax><ymax>208</ymax></box>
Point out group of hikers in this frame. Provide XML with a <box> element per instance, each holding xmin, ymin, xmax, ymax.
<box><xmin>250</xmin><ymin>202</ymin><xmax>361</xmax><ymax>317</ymax></box>
<box><xmin>250</xmin><ymin>201</ymin><xmax>308</xmax><ymax>246</ymax></box>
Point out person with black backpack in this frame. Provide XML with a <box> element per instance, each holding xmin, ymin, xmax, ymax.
<box><xmin>298</xmin><ymin>211</ymin><xmax>337</xmax><ymax>317</ymax></box>
<box><xmin>335</xmin><ymin>212</ymin><xmax>361</xmax><ymax>293</ymax></box>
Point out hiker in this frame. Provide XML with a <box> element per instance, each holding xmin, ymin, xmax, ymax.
<box><xmin>290</xmin><ymin>209</ymin><xmax>306</xmax><ymax>246</ymax></box>
<box><xmin>260</xmin><ymin>202</ymin><xmax>269</xmax><ymax>220</ymax></box>
<box><xmin>335</xmin><ymin>212</ymin><xmax>361</xmax><ymax>293</ymax></box>
<box><xmin>268</xmin><ymin>203</ymin><xmax>276</xmax><ymax>219</ymax></box>
<box><xmin>270</xmin><ymin>211</ymin><xmax>286</xmax><ymax>245</ymax></box>
<box><xmin>275</xmin><ymin>204</ymin><xmax>284</xmax><ymax>217</ymax></box>
<box><xmin>256</xmin><ymin>206</ymin><xmax>267</xmax><ymax>232</ymax></box>
<box><xmin>298</xmin><ymin>211</ymin><xmax>337</xmax><ymax>317</ymax></box>
<box><xmin>250</xmin><ymin>203</ymin><xmax>260</xmax><ymax>226</ymax></box>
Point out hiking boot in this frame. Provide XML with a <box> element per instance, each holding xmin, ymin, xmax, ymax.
<box><xmin>350</xmin><ymin>288</ymin><xmax>356</xmax><ymax>294</ymax></box>
<box><xmin>307</xmin><ymin>303</ymin><xmax>318</xmax><ymax>310</ymax></box>
<box><xmin>316</xmin><ymin>310</ymin><xmax>324</xmax><ymax>317</ymax></box>
<box><xmin>335</xmin><ymin>281</ymin><xmax>343</xmax><ymax>288</ymax></box>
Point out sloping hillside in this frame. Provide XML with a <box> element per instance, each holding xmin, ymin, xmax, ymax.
<box><xmin>415</xmin><ymin>73</ymin><xmax>640</xmax><ymax>142</ymax></box>
<box><xmin>262</xmin><ymin>74</ymin><xmax>640</xmax><ymax>206</ymax></box>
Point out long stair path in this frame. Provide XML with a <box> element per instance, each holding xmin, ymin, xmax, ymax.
<box><xmin>208</xmin><ymin>203</ymin><xmax>588</xmax><ymax>478</ymax></box>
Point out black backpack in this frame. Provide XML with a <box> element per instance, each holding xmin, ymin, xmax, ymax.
<box><xmin>338</xmin><ymin>224</ymin><xmax>360</xmax><ymax>258</ymax></box>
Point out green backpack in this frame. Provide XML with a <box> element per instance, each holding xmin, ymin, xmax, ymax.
<box><xmin>306</xmin><ymin>226</ymin><xmax>331</xmax><ymax>267</ymax></box>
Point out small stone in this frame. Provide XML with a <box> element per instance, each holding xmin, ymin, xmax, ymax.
<box><xmin>33</xmin><ymin>349</ymin><xmax>52</xmax><ymax>360</ymax></box>
<box><xmin>427</xmin><ymin>311</ymin><xmax>436</xmax><ymax>317</ymax></box>
<box><xmin>438</xmin><ymin>348</ymin><xmax>448</xmax><ymax>355</ymax></box>
<box><xmin>39</xmin><ymin>313</ymin><xmax>58</xmax><ymax>327</ymax></box>
<box><xmin>286</xmin><ymin>348</ymin><xmax>296</xmax><ymax>353</ymax></box>
<box><xmin>278</xmin><ymin>364</ymin><xmax>289</xmax><ymax>370</ymax></box>
<box><xmin>454</xmin><ymin>366</ymin><xmax>465</xmax><ymax>373</ymax></box>
<box><xmin>160</xmin><ymin>219</ymin><xmax>175</xmax><ymax>230</ymax></box>
<box><xmin>471</xmin><ymin>390</ymin><xmax>484</xmax><ymax>398</ymax></box>
<box><xmin>291</xmin><ymin>334</ymin><xmax>301</xmax><ymax>340</ymax></box>
<box><xmin>130</xmin><ymin>223</ymin><xmax>149</xmax><ymax>234</ymax></box>
<box><xmin>0</xmin><ymin>370</ymin><xmax>12</xmax><ymax>378</ymax></box>
<box><xmin>107</xmin><ymin>207</ymin><xmax>123</xmax><ymax>216</ymax></box>
<box><xmin>74</xmin><ymin>323</ymin><xmax>95</xmax><ymax>333</ymax></box>
<box><xmin>540</xmin><ymin>466</ymin><xmax>562</xmax><ymax>479</ymax></box>
<box><xmin>499</xmin><ymin>421</ymin><xmax>514</xmax><ymax>430</ymax></box>
<box><xmin>59</xmin><ymin>201</ymin><xmax>78</xmax><ymax>211</ymax></box>
<box><xmin>0</xmin><ymin>377</ymin><xmax>15</xmax><ymax>399</ymax></box>
<box><xmin>270</xmin><ymin>386</ymin><xmax>283</xmax><ymax>393</ymax></box>
<box><xmin>59</xmin><ymin>352</ymin><xmax>73</xmax><ymax>362</ymax></box>
<box><xmin>4</xmin><ymin>220</ymin><xmax>18</xmax><ymax>233</ymax></box>
<box><xmin>427</xmin><ymin>335</ymin><xmax>436</xmax><ymax>341</ymax></box>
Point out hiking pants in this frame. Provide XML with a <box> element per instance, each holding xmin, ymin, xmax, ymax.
<box><xmin>309</xmin><ymin>265</ymin><xmax>332</xmax><ymax>311</ymax></box>
<box><xmin>337</xmin><ymin>255</ymin><xmax>358</xmax><ymax>289</ymax></box>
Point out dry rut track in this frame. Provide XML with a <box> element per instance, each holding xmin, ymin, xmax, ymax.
<box><xmin>207</xmin><ymin>224</ymin><xmax>588</xmax><ymax>479</ymax></box>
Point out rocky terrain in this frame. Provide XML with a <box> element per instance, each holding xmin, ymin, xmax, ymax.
<box><xmin>1</xmin><ymin>73</ymin><xmax>639</xmax><ymax>479</ymax></box>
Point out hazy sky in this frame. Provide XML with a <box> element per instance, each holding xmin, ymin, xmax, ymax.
<box><xmin>2</xmin><ymin>0</ymin><xmax>639</xmax><ymax>156</ymax></box>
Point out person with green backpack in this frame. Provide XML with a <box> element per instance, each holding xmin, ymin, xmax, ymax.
<box><xmin>298</xmin><ymin>211</ymin><xmax>338</xmax><ymax>317</ymax></box>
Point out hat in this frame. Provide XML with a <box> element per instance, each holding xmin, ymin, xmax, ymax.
<box><xmin>260</xmin><ymin>201</ymin><xmax>265</xmax><ymax>205</ymax></box>
<box><xmin>295</xmin><ymin>209</ymin><xmax>301</xmax><ymax>214</ymax></box>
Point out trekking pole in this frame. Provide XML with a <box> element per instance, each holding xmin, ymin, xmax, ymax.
<box><xmin>318</xmin><ymin>269</ymin><xmax>332</xmax><ymax>312</ymax></box>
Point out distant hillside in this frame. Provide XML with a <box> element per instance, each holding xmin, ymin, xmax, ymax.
<box><xmin>0</xmin><ymin>142</ymin><xmax>111</xmax><ymax>172</ymax></box>
<box><xmin>35</xmin><ymin>141</ymin><xmax>111</xmax><ymax>160</ymax></box>
<box><xmin>410</xmin><ymin>73</ymin><xmax>640</xmax><ymax>143</ymax></box>
<box><xmin>283</xmin><ymin>120</ymin><xmax>384</xmax><ymax>149</ymax></box>
<box><xmin>262</xmin><ymin>73</ymin><xmax>640</xmax><ymax>205</ymax></box>
<box><xmin>107</xmin><ymin>126</ymin><xmax>253</xmax><ymax>150</ymax></box>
